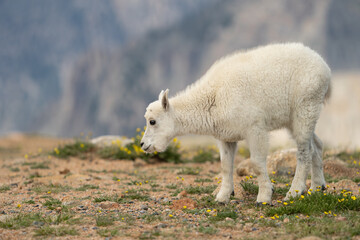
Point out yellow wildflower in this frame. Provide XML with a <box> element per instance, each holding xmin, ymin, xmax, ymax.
<box><xmin>17</xmin><ymin>204</ymin><xmax>21</xmax><ymax>208</ymax></box>
<box><xmin>136</xmin><ymin>128</ymin><xmax>141</xmax><ymax>132</ymax></box>
<box><xmin>169</xmin><ymin>214</ymin><xmax>173</xmax><ymax>217</ymax></box>
<box><xmin>283</xmin><ymin>202</ymin><xmax>288</xmax><ymax>205</ymax></box>
<box><xmin>351</xmin><ymin>196</ymin><xmax>356</xmax><ymax>200</ymax></box>
<box><xmin>260</xmin><ymin>216</ymin><xmax>264</xmax><ymax>219</ymax></box>
<box><xmin>183</xmin><ymin>206</ymin><xmax>187</xmax><ymax>209</ymax></box>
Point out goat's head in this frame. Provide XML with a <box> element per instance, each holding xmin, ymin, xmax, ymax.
<box><xmin>141</xmin><ymin>89</ymin><xmax>176</xmax><ymax>153</ymax></box>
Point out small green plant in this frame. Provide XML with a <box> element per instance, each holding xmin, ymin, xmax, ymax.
<box><xmin>43</xmin><ymin>198</ymin><xmax>62</xmax><ymax>210</ymax></box>
<box><xmin>76</xmin><ymin>184</ymin><xmax>99</xmax><ymax>191</ymax></box>
<box><xmin>208</xmin><ymin>210</ymin><xmax>238</xmax><ymax>222</ymax></box>
<box><xmin>0</xmin><ymin>185</ymin><xmax>10</xmax><ymax>193</ymax></box>
<box><xmin>98</xmin><ymin>130</ymin><xmax>183</xmax><ymax>163</ymax></box>
<box><xmin>9</xmin><ymin>167</ymin><xmax>20</xmax><ymax>172</ymax></box>
<box><xmin>97</xmin><ymin>227</ymin><xmax>119</xmax><ymax>237</ymax></box>
<box><xmin>30</xmin><ymin>162</ymin><xmax>50</xmax><ymax>169</ymax></box>
<box><xmin>34</xmin><ymin>226</ymin><xmax>78</xmax><ymax>237</ymax></box>
<box><xmin>23</xmin><ymin>199</ymin><xmax>35</xmax><ymax>204</ymax></box>
<box><xmin>166</xmin><ymin>184</ymin><xmax>178</xmax><ymax>189</ymax></box>
<box><xmin>266</xmin><ymin>190</ymin><xmax>360</xmax><ymax>217</ymax></box>
<box><xmin>52</xmin><ymin>141</ymin><xmax>95</xmax><ymax>158</ymax></box>
<box><xmin>32</xmin><ymin>184</ymin><xmax>72</xmax><ymax>194</ymax></box>
<box><xmin>192</xmin><ymin>148</ymin><xmax>219</xmax><ymax>163</ymax></box>
<box><xmin>0</xmin><ymin>213</ymin><xmax>43</xmax><ymax>229</ymax></box>
<box><xmin>141</xmin><ymin>214</ymin><xmax>163</xmax><ymax>223</ymax></box>
<box><xmin>178</xmin><ymin>167</ymin><xmax>201</xmax><ymax>175</ymax></box>
<box><xmin>194</xmin><ymin>178</ymin><xmax>213</xmax><ymax>183</ymax></box>
<box><xmin>96</xmin><ymin>215</ymin><xmax>114</xmax><ymax>227</ymax></box>
<box><xmin>198</xmin><ymin>225</ymin><xmax>218</xmax><ymax>234</ymax></box>
<box><xmin>240</xmin><ymin>181</ymin><xmax>259</xmax><ymax>195</ymax></box>
<box><xmin>93</xmin><ymin>195</ymin><xmax>113</xmax><ymax>203</ymax></box>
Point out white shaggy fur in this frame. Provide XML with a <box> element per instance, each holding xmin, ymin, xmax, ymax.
<box><xmin>141</xmin><ymin>43</ymin><xmax>331</xmax><ymax>203</ymax></box>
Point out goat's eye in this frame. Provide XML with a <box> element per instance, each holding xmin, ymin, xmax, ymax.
<box><xmin>150</xmin><ymin>120</ymin><xmax>156</xmax><ymax>125</ymax></box>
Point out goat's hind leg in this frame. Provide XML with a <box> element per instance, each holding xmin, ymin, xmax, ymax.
<box><xmin>247</xmin><ymin>129</ymin><xmax>272</xmax><ymax>204</ymax></box>
<box><xmin>311</xmin><ymin>134</ymin><xmax>326</xmax><ymax>190</ymax></box>
<box><xmin>215</xmin><ymin>141</ymin><xmax>237</xmax><ymax>203</ymax></box>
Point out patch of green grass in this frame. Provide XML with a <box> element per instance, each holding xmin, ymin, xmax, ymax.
<box><xmin>34</xmin><ymin>226</ymin><xmax>78</xmax><ymax>237</ymax></box>
<box><xmin>93</xmin><ymin>195</ymin><xmax>113</xmax><ymax>203</ymax></box>
<box><xmin>0</xmin><ymin>213</ymin><xmax>43</xmax><ymax>229</ymax></box>
<box><xmin>52</xmin><ymin>141</ymin><xmax>95</xmax><ymax>159</ymax></box>
<box><xmin>43</xmin><ymin>198</ymin><xmax>62</xmax><ymax>210</ymax></box>
<box><xmin>29</xmin><ymin>172</ymin><xmax>41</xmax><ymax>179</ymax></box>
<box><xmin>284</xmin><ymin>213</ymin><xmax>360</xmax><ymax>239</ymax></box>
<box><xmin>240</xmin><ymin>181</ymin><xmax>259</xmax><ymax>195</ymax></box>
<box><xmin>23</xmin><ymin>199</ymin><xmax>35</xmax><ymax>204</ymax></box>
<box><xmin>335</xmin><ymin>150</ymin><xmax>360</xmax><ymax>162</ymax></box>
<box><xmin>96</xmin><ymin>215</ymin><xmax>114</xmax><ymax>227</ymax></box>
<box><xmin>197</xmin><ymin>195</ymin><xmax>219</xmax><ymax>209</ymax></box>
<box><xmin>9</xmin><ymin>167</ymin><xmax>20</xmax><ymax>172</ymax></box>
<box><xmin>178</xmin><ymin>167</ymin><xmax>201</xmax><ymax>175</ymax></box>
<box><xmin>208</xmin><ymin>210</ymin><xmax>238</xmax><ymax>222</ymax></box>
<box><xmin>75</xmin><ymin>184</ymin><xmax>99</xmax><ymax>191</ymax></box>
<box><xmin>32</xmin><ymin>184</ymin><xmax>72</xmax><ymax>194</ymax></box>
<box><xmin>198</xmin><ymin>225</ymin><xmax>218</xmax><ymax>234</ymax></box>
<box><xmin>30</xmin><ymin>162</ymin><xmax>50</xmax><ymax>169</ymax></box>
<box><xmin>185</xmin><ymin>185</ymin><xmax>217</xmax><ymax>195</ymax></box>
<box><xmin>353</xmin><ymin>177</ymin><xmax>360</xmax><ymax>183</ymax></box>
<box><xmin>97</xmin><ymin>227</ymin><xmax>119</xmax><ymax>237</ymax></box>
<box><xmin>0</xmin><ymin>185</ymin><xmax>10</xmax><ymax>193</ymax></box>
<box><xmin>266</xmin><ymin>191</ymin><xmax>360</xmax><ymax>217</ymax></box>
<box><xmin>165</xmin><ymin>184</ymin><xmax>177</xmax><ymax>189</ymax></box>
<box><xmin>194</xmin><ymin>178</ymin><xmax>213</xmax><ymax>183</ymax></box>
<box><xmin>118</xmin><ymin>191</ymin><xmax>150</xmax><ymax>203</ymax></box>
<box><xmin>141</xmin><ymin>214</ymin><xmax>163</xmax><ymax>223</ymax></box>
<box><xmin>99</xmin><ymin>130</ymin><xmax>183</xmax><ymax>163</ymax></box>
<box><xmin>117</xmin><ymin>214</ymin><xmax>135</xmax><ymax>225</ymax></box>
<box><xmin>192</xmin><ymin>149</ymin><xmax>219</xmax><ymax>163</ymax></box>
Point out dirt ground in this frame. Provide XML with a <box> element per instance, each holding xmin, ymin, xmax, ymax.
<box><xmin>0</xmin><ymin>134</ymin><xmax>359</xmax><ymax>240</ymax></box>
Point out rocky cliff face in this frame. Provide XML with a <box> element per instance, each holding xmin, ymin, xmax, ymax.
<box><xmin>0</xmin><ymin>0</ymin><xmax>359</xmax><ymax>137</ymax></box>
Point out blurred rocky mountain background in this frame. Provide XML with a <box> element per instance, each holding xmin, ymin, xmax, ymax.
<box><xmin>0</xmin><ymin>0</ymin><xmax>359</xmax><ymax>147</ymax></box>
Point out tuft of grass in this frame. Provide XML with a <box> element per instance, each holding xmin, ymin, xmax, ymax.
<box><xmin>75</xmin><ymin>184</ymin><xmax>99</xmax><ymax>191</ymax></box>
<box><xmin>9</xmin><ymin>167</ymin><xmax>20</xmax><ymax>172</ymax></box>
<box><xmin>283</xmin><ymin>213</ymin><xmax>360</xmax><ymax>239</ymax></box>
<box><xmin>240</xmin><ymin>181</ymin><xmax>259</xmax><ymax>195</ymax></box>
<box><xmin>141</xmin><ymin>214</ymin><xmax>163</xmax><ymax>223</ymax></box>
<box><xmin>198</xmin><ymin>225</ymin><xmax>218</xmax><ymax>235</ymax></box>
<box><xmin>52</xmin><ymin>141</ymin><xmax>95</xmax><ymax>159</ymax></box>
<box><xmin>30</xmin><ymin>162</ymin><xmax>50</xmax><ymax>169</ymax></box>
<box><xmin>178</xmin><ymin>167</ymin><xmax>201</xmax><ymax>175</ymax></box>
<box><xmin>32</xmin><ymin>184</ymin><xmax>72</xmax><ymax>194</ymax></box>
<box><xmin>192</xmin><ymin>148</ymin><xmax>219</xmax><ymax>163</ymax></box>
<box><xmin>0</xmin><ymin>185</ymin><xmax>10</xmax><ymax>193</ymax></box>
<box><xmin>185</xmin><ymin>185</ymin><xmax>217</xmax><ymax>195</ymax></box>
<box><xmin>0</xmin><ymin>213</ymin><xmax>43</xmax><ymax>229</ymax></box>
<box><xmin>166</xmin><ymin>184</ymin><xmax>178</xmax><ymax>189</ymax></box>
<box><xmin>23</xmin><ymin>200</ymin><xmax>35</xmax><ymax>204</ymax></box>
<box><xmin>194</xmin><ymin>178</ymin><xmax>213</xmax><ymax>183</ymax></box>
<box><xmin>98</xmin><ymin>130</ymin><xmax>183</xmax><ymax>163</ymax></box>
<box><xmin>208</xmin><ymin>210</ymin><xmax>238</xmax><ymax>222</ymax></box>
<box><xmin>96</xmin><ymin>215</ymin><xmax>114</xmax><ymax>227</ymax></box>
<box><xmin>43</xmin><ymin>198</ymin><xmax>62</xmax><ymax>210</ymax></box>
<box><xmin>266</xmin><ymin>191</ymin><xmax>360</xmax><ymax>217</ymax></box>
<box><xmin>93</xmin><ymin>195</ymin><xmax>113</xmax><ymax>203</ymax></box>
<box><xmin>34</xmin><ymin>226</ymin><xmax>78</xmax><ymax>237</ymax></box>
<box><xmin>97</xmin><ymin>227</ymin><xmax>119</xmax><ymax>237</ymax></box>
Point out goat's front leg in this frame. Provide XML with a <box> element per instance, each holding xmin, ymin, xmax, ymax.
<box><xmin>215</xmin><ymin>141</ymin><xmax>237</xmax><ymax>203</ymax></box>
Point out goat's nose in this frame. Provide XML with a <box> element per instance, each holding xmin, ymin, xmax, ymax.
<box><xmin>140</xmin><ymin>142</ymin><xmax>144</xmax><ymax>147</ymax></box>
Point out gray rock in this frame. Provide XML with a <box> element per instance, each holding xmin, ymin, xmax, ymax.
<box><xmin>141</xmin><ymin>205</ymin><xmax>148</xmax><ymax>210</ymax></box>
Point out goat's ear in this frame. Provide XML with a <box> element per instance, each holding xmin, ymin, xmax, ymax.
<box><xmin>159</xmin><ymin>89</ymin><xmax>170</xmax><ymax>111</ymax></box>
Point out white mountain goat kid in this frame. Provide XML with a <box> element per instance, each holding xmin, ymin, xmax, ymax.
<box><xmin>141</xmin><ymin>43</ymin><xmax>331</xmax><ymax>204</ymax></box>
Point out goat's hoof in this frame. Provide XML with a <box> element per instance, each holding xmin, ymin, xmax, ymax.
<box><xmin>231</xmin><ymin>190</ymin><xmax>235</xmax><ymax>196</ymax></box>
